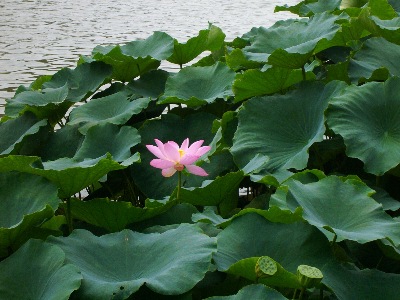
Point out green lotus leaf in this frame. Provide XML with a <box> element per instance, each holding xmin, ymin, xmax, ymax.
<box><xmin>120</xmin><ymin>31</ymin><xmax>175</xmax><ymax>61</ymax></box>
<box><xmin>322</xmin><ymin>261</ymin><xmax>400</xmax><ymax>299</ymax></box>
<box><xmin>231</xmin><ymin>81</ymin><xmax>347</xmax><ymax>174</ymax></box>
<box><xmin>73</xmin><ymin>123</ymin><xmax>140</xmax><ymax>162</ymax></box>
<box><xmin>47</xmin><ymin>225</ymin><xmax>216</xmax><ymax>298</ymax></box>
<box><xmin>233</xmin><ymin>66</ymin><xmax>315</xmax><ymax>102</ymax></box>
<box><xmin>243</xmin><ymin>12</ymin><xmax>343</xmax><ymax>68</ymax></box>
<box><xmin>0</xmin><ymin>171</ymin><xmax>60</xmax><ymax>257</ymax></box>
<box><xmin>92</xmin><ymin>45</ymin><xmax>160</xmax><ymax>82</ymax></box>
<box><xmin>41</xmin><ymin>123</ymin><xmax>84</xmax><ymax>161</ymax></box>
<box><xmin>205</xmin><ymin>284</ymin><xmax>286</xmax><ymax>300</ymax></box>
<box><xmin>130</xmin><ymin>113</ymin><xmax>216</xmax><ymax>199</ymax></box>
<box><xmin>349</xmin><ymin>37</ymin><xmax>400</xmax><ymax>83</ymax></box>
<box><xmin>0</xmin><ymin>154</ymin><xmax>127</xmax><ymax>198</ymax></box>
<box><xmin>180</xmin><ymin>171</ymin><xmax>244</xmax><ymax>217</ymax></box>
<box><xmin>227</xmin><ymin>257</ymin><xmax>300</xmax><ymax>289</ymax></box>
<box><xmin>214</xmin><ymin>213</ymin><xmax>333</xmax><ymax>272</ymax></box>
<box><xmin>0</xmin><ymin>239</ymin><xmax>82</xmax><ymax>300</ymax></box>
<box><xmin>0</xmin><ymin>112</ymin><xmax>48</xmax><ymax>155</ymax></box>
<box><xmin>167</xmin><ymin>25</ymin><xmax>225</xmax><ymax>66</ymax></box>
<box><xmin>286</xmin><ymin>176</ymin><xmax>400</xmax><ymax>245</ymax></box>
<box><xmin>326</xmin><ymin>77</ymin><xmax>400</xmax><ymax>175</ymax></box>
<box><xmin>372</xmin><ymin>187</ymin><xmax>400</xmax><ymax>211</ymax></box>
<box><xmin>389</xmin><ymin>0</ymin><xmax>400</xmax><ymax>12</ymax></box>
<box><xmin>275</xmin><ymin>0</ymin><xmax>341</xmax><ymax>17</ymax></box>
<box><xmin>158</xmin><ymin>62</ymin><xmax>235</xmax><ymax>107</ymax></box>
<box><xmin>68</xmin><ymin>93</ymin><xmax>150</xmax><ymax>134</ymax></box>
<box><xmin>126</xmin><ymin>69</ymin><xmax>169</xmax><ymax>99</ymax></box>
<box><xmin>42</xmin><ymin>61</ymin><xmax>112</xmax><ymax>102</ymax></box>
<box><xmin>5</xmin><ymin>84</ymin><xmax>70</xmax><ymax>120</ymax></box>
<box><xmin>69</xmin><ymin>197</ymin><xmax>176</xmax><ymax>232</ymax></box>
<box><xmin>225</xmin><ymin>48</ymin><xmax>263</xmax><ymax>71</ymax></box>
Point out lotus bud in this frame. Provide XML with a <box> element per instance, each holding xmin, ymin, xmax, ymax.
<box><xmin>297</xmin><ymin>265</ymin><xmax>323</xmax><ymax>288</ymax></box>
<box><xmin>255</xmin><ymin>256</ymin><xmax>278</xmax><ymax>279</ymax></box>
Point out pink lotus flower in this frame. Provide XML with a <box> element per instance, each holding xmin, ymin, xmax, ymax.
<box><xmin>146</xmin><ymin>138</ymin><xmax>211</xmax><ymax>177</ymax></box>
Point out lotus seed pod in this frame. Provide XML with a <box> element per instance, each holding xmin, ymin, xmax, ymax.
<box><xmin>297</xmin><ymin>265</ymin><xmax>323</xmax><ymax>288</ymax></box>
<box><xmin>255</xmin><ymin>256</ymin><xmax>278</xmax><ymax>279</ymax></box>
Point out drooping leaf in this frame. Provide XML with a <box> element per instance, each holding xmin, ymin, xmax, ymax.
<box><xmin>349</xmin><ymin>37</ymin><xmax>400</xmax><ymax>83</ymax></box>
<box><xmin>0</xmin><ymin>239</ymin><xmax>82</xmax><ymax>300</ymax></box>
<box><xmin>286</xmin><ymin>176</ymin><xmax>400</xmax><ymax>245</ymax></box>
<box><xmin>69</xmin><ymin>197</ymin><xmax>176</xmax><ymax>232</ymax></box>
<box><xmin>47</xmin><ymin>225</ymin><xmax>216</xmax><ymax>299</ymax></box>
<box><xmin>0</xmin><ymin>112</ymin><xmax>48</xmax><ymax>155</ymax></box>
<box><xmin>233</xmin><ymin>66</ymin><xmax>315</xmax><ymax>102</ymax></box>
<box><xmin>68</xmin><ymin>93</ymin><xmax>150</xmax><ymax>134</ymax></box>
<box><xmin>120</xmin><ymin>31</ymin><xmax>175</xmax><ymax>61</ymax></box>
<box><xmin>42</xmin><ymin>61</ymin><xmax>112</xmax><ymax>102</ymax></box>
<box><xmin>40</xmin><ymin>124</ymin><xmax>85</xmax><ymax>161</ymax></box>
<box><xmin>205</xmin><ymin>284</ymin><xmax>286</xmax><ymax>300</ymax></box>
<box><xmin>0</xmin><ymin>154</ymin><xmax>128</xmax><ymax>198</ymax></box>
<box><xmin>167</xmin><ymin>25</ymin><xmax>225</xmax><ymax>66</ymax></box>
<box><xmin>130</xmin><ymin>113</ymin><xmax>216</xmax><ymax>199</ymax></box>
<box><xmin>5</xmin><ymin>84</ymin><xmax>70</xmax><ymax>121</ymax></box>
<box><xmin>214</xmin><ymin>213</ymin><xmax>334</xmax><ymax>272</ymax></box>
<box><xmin>180</xmin><ymin>171</ymin><xmax>244</xmax><ymax>217</ymax></box>
<box><xmin>326</xmin><ymin>77</ymin><xmax>400</xmax><ymax>175</ymax></box>
<box><xmin>92</xmin><ymin>45</ymin><xmax>160</xmax><ymax>82</ymax></box>
<box><xmin>275</xmin><ymin>0</ymin><xmax>341</xmax><ymax>17</ymax></box>
<box><xmin>0</xmin><ymin>171</ymin><xmax>60</xmax><ymax>257</ymax></box>
<box><xmin>126</xmin><ymin>69</ymin><xmax>169</xmax><ymax>99</ymax></box>
<box><xmin>231</xmin><ymin>81</ymin><xmax>347</xmax><ymax>174</ymax></box>
<box><xmin>322</xmin><ymin>261</ymin><xmax>400</xmax><ymax>299</ymax></box>
<box><xmin>158</xmin><ymin>62</ymin><xmax>235</xmax><ymax>107</ymax></box>
<box><xmin>243</xmin><ymin>12</ymin><xmax>343</xmax><ymax>68</ymax></box>
<box><xmin>73</xmin><ymin>123</ymin><xmax>141</xmax><ymax>162</ymax></box>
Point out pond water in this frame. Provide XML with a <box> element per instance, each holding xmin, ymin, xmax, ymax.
<box><xmin>0</xmin><ymin>0</ymin><xmax>298</xmax><ymax>112</ymax></box>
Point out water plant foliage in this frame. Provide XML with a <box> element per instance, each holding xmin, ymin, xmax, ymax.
<box><xmin>2</xmin><ymin>0</ymin><xmax>400</xmax><ymax>298</ymax></box>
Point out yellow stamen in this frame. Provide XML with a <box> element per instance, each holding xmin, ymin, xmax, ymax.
<box><xmin>178</xmin><ymin>149</ymin><xmax>185</xmax><ymax>158</ymax></box>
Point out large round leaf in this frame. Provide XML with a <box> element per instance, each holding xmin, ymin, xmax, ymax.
<box><xmin>0</xmin><ymin>239</ymin><xmax>82</xmax><ymax>300</ymax></box>
<box><xmin>243</xmin><ymin>12</ymin><xmax>342</xmax><ymax>68</ymax></box>
<box><xmin>322</xmin><ymin>261</ymin><xmax>400</xmax><ymax>299</ymax></box>
<box><xmin>73</xmin><ymin>123</ymin><xmax>141</xmax><ymax>162</ymax></box>
<box><xmin>158</xmin><ymin>62</ymin><xmax>235</xmax><ymax>107</ymax></box>
<box><xmin>285</xmin><ymin>176</ymin><xmax>400</xmax><ymax>245</ymax></box>
<box><xmin>0</xmin><ymin>171</ymin><xmax>60</xmax><ymax>256</ymax></box>
<box><xmin>213</xmin><ymin>213</ymin><xmax>333</xmax><ymax>272</ymax></box>
<box><xmin>0</xmin><ymin>112</ymin><xmax>47</xmax><ymax>155</ymax></box>
<box><xmin>0</xmin><ymin>154</ymin><xmax>128</xmax><ymax>198</ymax></box>
<box><xmin>47</xmin><ymin>225</ymin><xmax>216</xmax><ymax>299</ymax></box>
<box><xmin>231</xmin><ymin>81</ymin><xmax>346</xmax><ymax>174</ymax></box>
<box><xmin>120</xmin><ymin>31</ymin><xmax>175</xmax><ymax>61</ymax></box>
<box><xmin>205</xmin><ymin>284</ymin><xmax>286</xmax><ymax>300</ymax></box>
<box><xmin>326</xmin><ymin>76</ymin><xmax>400</xmax><ymax>175</ymax></box>
<box><xmin>42</xmin><ymin>61</ymin><xmax>112</xmax><ymax>102</ymax></box>
<box><xmin>167</xmin><ymin>25</ymin><xmax>225</xmax><ymax>66</ymax></box>
<box><xmin>68</xmin><ymin>93</ymin><xmax>150</xmax><ymax>134</ymax></box>
<box><xmin>349</xmin><ymin>37</ymin><xmax>400</xmax><ymax>83</ymax></box>
<box><xmin>69</xmin><ymin>197</ymin><xmax>176</xmax><ymax>232</ymax></box>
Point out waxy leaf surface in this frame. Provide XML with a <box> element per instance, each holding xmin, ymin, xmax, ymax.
<box><xmin>326</xmin><ymin>77</ymin><xmax>400</xmax><ymax>175</ymax></box>
<box><xmin>0</xmin><ymin>239</ymin><xmax>82</xmax><ymax>300</ymax></box>
<box><xmin>48</xmin><ymin>225</ymin><xmax>216</xmax><ymax>299</ymax></box>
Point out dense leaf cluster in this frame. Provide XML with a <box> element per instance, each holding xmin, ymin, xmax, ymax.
<box><xmin>2</xmin><ymin>0</ymin><xmax>400</xmax><ymax>298</ymax></box>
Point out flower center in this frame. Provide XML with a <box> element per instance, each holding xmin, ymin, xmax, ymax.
<box><xmin>174</xmin><ymin>163</ymin><xmax>184</xmax><ymax>171</ymax></box>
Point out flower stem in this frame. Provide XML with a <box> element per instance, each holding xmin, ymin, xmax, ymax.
<box><xmin>177</xmin><ymin>171</ymin><xmax>182</xmax><ymax>203</ymax></box>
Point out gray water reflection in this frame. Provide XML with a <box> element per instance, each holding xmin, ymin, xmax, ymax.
<box><xmin>0</xmin><ymin>0</ymin><xmax>297</xmax><ymax>110</ymax></box>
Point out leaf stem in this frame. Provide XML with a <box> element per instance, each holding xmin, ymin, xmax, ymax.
<box><xmin>66</xmin><ymin>197</ymin><xmax>73</xmax><ymax>234</ymax></box>
<box><xmin>302</xmin><ymin>66</ymin><xmax>306</xmax><ymax>81</ymax></box>
<box><xmin>177</xmin><ymin>171</ymin><xmax>182</xmax><ymax>203</ymax></box>
<box><xmin>299</xmin><ymin>287</ymin><xmax>305</xmax><ymax>300</ymax></box>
